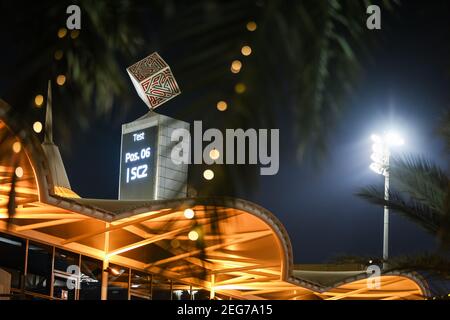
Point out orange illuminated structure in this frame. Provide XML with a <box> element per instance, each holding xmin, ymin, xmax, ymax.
<box><xmin>0</xmin><ymin>99</ymin><xmax>434</xmax><ymax>300</ymax></box>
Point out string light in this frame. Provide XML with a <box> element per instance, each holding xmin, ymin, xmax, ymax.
<box><xmin>241</xmin><ymin>45</ymin><xmax>252</xmax><ymax>56</ymax></box>
<box><xmin>234</xmin><ymin>83</ymin><xmax>246</xmax><ymax>94</ymax></box>
<box><xmin>170</xmin><ymin>239</ymin><xmax>180</xmax><ymax>248</ymax></box>
<box><xmin>54</xmin><ymin>50</ymin><xmax>64</xmax><ymax>60</ymax></box>
<box><xmin>231</xmin><ymin>60</ymin><xmax>242</xmax><ymax>74</ymax></box>
<box><xmin>203</xmin><ymin>169</ymin><xmax>214</xmax><ymax>180</ymax></box>
<box><xmin>56</xmin><ymin>74</ymin><xmax>66</xmax><ymax>86</ymax></box>
<box><xmin>246</xmin><ymin>21</ymin><xmax>257</xmax><ymax>32</ymax></box>
<box><xmin>216</xmin><ymin>101</ymin><xmax>227</xmax><ymax>111</ymax></box>
<box><xmin>57</xmin><ymin>28</ymin><xmax>67</xmax><ymax>38</ymax></box>
<box><xmin>70</xmin><ymin>30</ymin><xmax>80</xmax><ymax>39</ymax></box>
<box><xmin>12</xmin><ymin>141</ymin><xmax>21</xmax><ymax>153</ymax></box>
<box><xmin>34</xmin><ymin>95</ymin><xmax>44</xmax><ymax>107</ymax></box>
<box><xmin>188</xmin><ymin>230</ymin><xmax>199</xmax><ymax>241</ymax></box>
<box><xmin>15</xmin><ymin>167</ymin><xmax>23</xmax><ymax>178</ymax></box>
<box><xmin>33</xmin><ymin>121</ymin><xmax>43</xmax><ymax>133</ymax></box>
<box><xmin>207</xmin><ymin>20</ymin><xmax>257</xmax><ymax>183</ymax></box>
<box><xmin>184</xmin><ymin>208</ymin><xmax>195</xmax><ymax>219</ymax></box>
<box><xmin>209</xmin><ymin>148</ymin><xmax>220</xmax><ymax>160</ymax></box>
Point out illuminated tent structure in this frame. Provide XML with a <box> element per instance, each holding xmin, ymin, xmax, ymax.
<box><xmin>0</xmin><ymin>98</ymin><xmax>444</xmax><ymax>300</ymax></box>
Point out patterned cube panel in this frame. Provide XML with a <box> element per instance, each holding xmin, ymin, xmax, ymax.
<box><xmin>127</xmin><ymin>52</ymin><xmax>181</xmax><ymax>109</ymax></box>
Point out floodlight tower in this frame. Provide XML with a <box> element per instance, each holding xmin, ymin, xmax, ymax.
<box><xmin>370</xmin><ymin>132</ymin><xmax>404</xmax><ymax>269</ymax></box>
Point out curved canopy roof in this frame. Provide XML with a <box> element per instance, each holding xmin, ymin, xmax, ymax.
<box><xmin>0</xmin><ymin>99</ymin><xmax>431</xmax><ymax>300</ymax></box>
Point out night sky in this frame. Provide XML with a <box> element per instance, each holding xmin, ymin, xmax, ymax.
<box><xmin>56</xmin><ymin>1</ymin><xmax>450</xmax><ymax>263</ymax></box>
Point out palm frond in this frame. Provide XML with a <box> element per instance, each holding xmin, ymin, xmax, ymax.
<box><xmin>388</xmin><ymin>253</ymin><xmax>450</xmax><ymax>277</ymax></box>
<box><xmin>356</xmin><ymin>153</ymin><xmax>450</xmax><ymax>247</ymax></box>
<box><xmin>437</xmin><ymin>110</ymin><xmax>450</xmax><ymax>152</ymax></box>
<box><xmin>390</xmin><ymin>154</ymin><xmax>449</xmax><ymax>214</ymax></box>
<box><xmin>356</xmin><ymin>185</ymin><xmax>441</xmax><ymax>236</ymax></box>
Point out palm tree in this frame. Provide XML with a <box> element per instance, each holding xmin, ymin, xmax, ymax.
<box><xmin>356</xmin><ymin>154</ymin><xmax>450</xmax><ymax>248</ymax></box>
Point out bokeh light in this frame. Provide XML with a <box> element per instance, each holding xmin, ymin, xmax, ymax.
<box><xmin>209</xmin><ymin>149</ymin><xmax>220</xmax><ymax>160</ymax></box>
<box><xmin>231</xmin><ymin>60</ymin><xmax>242</xmax><ymax>73</ymax></box>
<box><xmin>217</xmin><ymin>101</ymin><xmax>227</xmax><ymax>111</ymax></box>
<box><xmin>235</xmin><ymin>83</ymin><xmax>246</xmax><ymax>94</ymax></box>
<box><xmin>184</xmin><ymin>208</ymin><xmax>195</xmax><ymax>219</ymax></box>
<box><xmin>34</xmin><ymin>95</ymin><xmax>44</xmax><ymax>107</ymax></box>
<box><xmin>54</xmin><ymin>50</ymin><xmax>64</xmax><ymax>60</ymax></box>
<box><xmin>15</xmin><ymin>167</ymin><xmax>23</xmax><ymax>178</ymax></box>
<box><xmin>246</xmin><ymin>21</ymin><xmax>257</xmax><ymax>31</ymax></box>
<box><xmin>203</xmin><ymin>169</ymin><xmax>214</xmax><ymax>180</ymax></box>
<box><xmin>170</xmin><ymin>239</ymin><xmax>180</xmax><ymax>248</ymax></box>
<box><xmin>56</xmin><ymin>74</ymin><xmax>66</xmax><ymax>86</ymax></box>
<box><xmin>188</xmin><ymin>230</ymin><xmax>199</xmax><ymax>241</ymax></box>
<box><xmin>241</xmin><ymin>45</ymin><xmax>252</xmax><ymax>56</ymax></box>
<box><xmin>12</xmin><ymin>141</ymin><xmax>21</xmax><ymax>153</ymax></box>
<box><xmin>57</xmin><ymin>28</ymin><xmax>67</xmax><ymax>38</ymax></box>
<box><xmin>33</xmin><ymin>121</ymin><xmax>43</xmax><ymax>133</ymax></box>
<box><xmin>70</xmin><ymin>30</ymin><xmax>80</xmax><ymax>39</ymax></box>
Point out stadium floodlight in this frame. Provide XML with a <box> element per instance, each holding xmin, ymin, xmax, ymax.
<box><xmin>369</xmin><ymin>131</ymin><xmax>404</xmax><ymax>269</ymax></box>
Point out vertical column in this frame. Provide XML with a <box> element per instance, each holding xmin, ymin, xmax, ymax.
<box><xmin>127</xmin><ymin>268</ymin><xmax>131</xmax><ymax>300</ymax></box>
<box><xmin>154</xmin><ymin>118</ymin><xmax>162</xmax><ymax>200</ymax></box>
<box><xmin>382</xmin><ymin>149</ymin><xmax>390</xmax><ymax>270</ymax></box>
<box><xmin>76</xmin><ymin>254</ymin><xmax>81</xmax><ymax>300</ymax></box>
<box><xmin>22</xmin><ymin>239</ymin><xmax>29</xmax><ymax>294</ymax></box>
<box><xmin>49</xmin><ymin>246</ymin><xmax>55</xmax><ymax>298</ymax></box>
<box><xmin>101</xmin><ymin>223</ymin><xmax>110</xmax><ymax>300</ymax></box>
<box><xmin>383</xmin><ymin>169</ymin><xmax>390</xmax><ymax>269</ymax></box>
<box><xmin>210</xmin><ymin>274</ymin><xmax>215</xmax><ymax>300</ymax></box>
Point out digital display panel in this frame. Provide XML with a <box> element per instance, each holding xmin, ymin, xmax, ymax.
<box><xmin>119</xmin><ymin>126</ymin><xmax>158</xmax><ymax>200</ymax></box>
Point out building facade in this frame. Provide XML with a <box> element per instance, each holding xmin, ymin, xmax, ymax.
<box><xmin>0</xmin><ymin>99</ymin><xmax>436</xmax><ymax>300</ymax></box>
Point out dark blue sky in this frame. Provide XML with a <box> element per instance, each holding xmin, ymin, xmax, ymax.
<box><xmin>62</xmin><ymin>1</ymin><xmax>449</xmax><ymax>263</ymax></box>
<box><xmin>253</xmin><ymin>2</ymin><xmax>450</xmax><ymax>262</ymax></box>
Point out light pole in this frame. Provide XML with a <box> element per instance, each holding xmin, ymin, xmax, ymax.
<box><xmin>370</xmin><ymin>132</ymin><xmax>404</xmax><ymax>269</ymax></box>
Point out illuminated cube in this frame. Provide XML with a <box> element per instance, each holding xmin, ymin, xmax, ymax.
<box><xmin>127</xmin><ymin>52</ymin><xmax>181</xmax><ymax>110</ymax></box>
